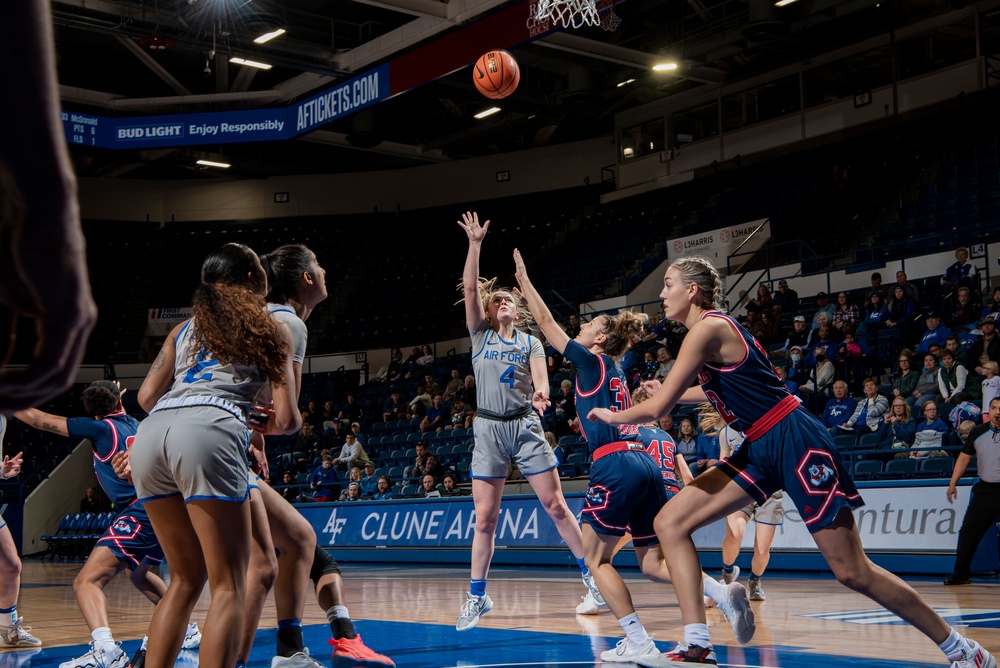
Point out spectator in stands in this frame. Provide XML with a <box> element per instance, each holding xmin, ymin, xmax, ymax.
<box><xmin>382</xmin><ymin>386</ymin><xmax>409</xmax><ymax>423</ymax></box>
<box><xmin>310</xmin><ymin>456</ymin><xmax>339</xmax><ymax>502</ymax></box>
<box><xmin>915</xmin><ymin>311</ymin><xmax>952</xmax><ymax>355</ymax></box>
<box><xmin>638</xmin><ymin>350</ymin><xmax>659</xmax><ymax>381</ymax></box>
<box><xmin>371</xmin><ymin>476</ymin><xmax>394</xmax><ymax>500</ymax></box>
<box><xmin>673</xmin><ymin>419</ymin><xmax>699</xmax><ymax>470</ymax></box>
<box><xmin>929</xmin><ymin>343</ymin><xmax>944</xmax><ymax>360</ymax></box>
<box><xmin>332</xmin><ymin>432</ymin><xmax>368</xmax><ymax>471</ymax></box>
<box><xmin>895</xmin><ymin>270</ymin><xmax>920</xmax><ymax>303</ymax></box>
<box><xmin>693</xmin><ymin>425</ymin><xmax>721</xmax><ymax>477</ymax></box>
<box><xmin>885</xmin><ymin>285</ymin><xmax>916</xmax><ymax>340</ymax></box>
<box><xmin>323</xmin><ymin>419</ymin><xmax>347</xmax><ymax>450</ymax></box>
<box><xmin>441</xmin><ymin>473</ymin><xmax>466</xmax><ymax>496</ymax></box>
<box><xmin>938</xmin><ymin>350</ymin><xmax>972</xmax><ymax>406</ymax></box>
<box><xmin>402</xmin><ymin>347</ymin><xmax>422</xmax><ymax>379</ymax></box>
<box><xmin>752</xmin><ymin>283</ymin><xmax>774</xmax><ymax>313</ymax></box>
<box><xmin>863</xmin><ymin>291</ymin><xmax>889</xmax><ymax>335</ymax></box>
<box><xmin>654</xmin><ymin>347</ymin><xmax>675</xmax><ymax>381</ymax></box>
<box><xmin>413</xmin><ymin>454</ymin><xmax>444</xmax><ymax>483</ymax></box>
<box><xmin>422</xmin><ymin>395</ymin><xmax>450</xmax><ymax>433</ymax></box>
<box><xmin>957</xmin><ymin>420</ymin><xmax>977</xmax><ymax>444</ymax></box>
<box><xmin>339</xmin><ymin>481</ymin><xmax>362</xmax><ymax>502</ymax></box>
<box><xmin>338</xmin><ymin>392</ymin><xmax>363</xmax><ymax>424</ymax></box>
<box><xmin>786</xmin><ymin>346</ymin><xmax>812</xmax><ymax>389</ymax></box>
<box><xmin>546</xmin><ymin>379</ymin><xmax>576</xmax><ymax>437</ymax></box>
<box><xmin>359</xmin><ymin>461</ymin><xmax>379</xmax><ymax>498</ymax></box>
<box><xmin>772</xmin><ymin>279</ymin><xmax>799</xmax><ymax>313</ymax></box>
<box><xmin>876</xmin><ymin>397</ymin><xmax>917</xmax><ymax>451</ymax></box>
<box><xmin>949</xmin><ymin>287</ymin><xmax>980</xmax><ymax>331</ymax></box>
<box><xmin>945</xmin><ymin>336</ymin><xmax>970</xmax><ymax>369</ymax></box>
<box><xmin>303</xmin><ymin>400</ymin><xmax>324</xmax><ymax>429</ymax></box>
<box><xmin>417</xmin><ymin>344</ymin><xmax>435</xmax><ymax>368</ymax></box>
<box><xmin>565</xmin><ymin>314</ymin><xmax>581</xmax><ymax>338</ymax></box>
<box><xmin>970</xmin><ymin>317</ymin><xmax>1000</xmax><ymax>377</ymax></box>
<box><xmin>424</xmin><ymin>373</ymin><xmax>442</xmax><ymax>399</ymax></box>
<box><xmin>869</xmin><ymin>272</ymin><xmax>888</xmax><ymax>302</ymax></box>
<box><xmin>386</xmin><ymin>349</ymin><xmax>405</xmax><ymax>382</ymax></box>
<box><xmin>805</xmin><ymin>324</ymin><xmax>838</xmax><ymax>366</ymax></box>
<box><xmin>811</xmin><ymin>292</ymin><xmax>835</xmax><ymax>330</ymax></box>
<box><xmin>911</xmin><ymin>403</ymin><xmax>950</xmax><ymax>456</ymax></box>
<box><xmin>908</xmin><ymin>353</ymin><xmax>943</xmax><ymax>410</ymax></box>
<box><xmin>835</xmin><ymin>328</ymin><xmax>869</xmax><ymax>393</ymax></box>
<box><xmin>338</xmin><ymin>467</ymin><xmax>363</xmax><ymax>501</ymax></box>
<box><xmin>408</xmin><ymin>442</ymin><xmax>430</xmax><ymax>478</ymax></box>
<box><xmin>443</xmin><ymin>369</ymin><xmax>464</xmax><ymax>401</ymax></box>
<box><xmin>279</xmin><ymin>472</ymin><xmax>298</xmax><ymax>504</ymax></box>
<box><xmin>981</xmin><ymin>361</ymin><xmax>1000</xmax><ymax>418</ymax></box>
<box><xmin>455</xmin><ymin>375</ymin><xmax>478</xmax><ymax>413</ymax></box>
<box><xmin>820</xmin><ymin>380</ymin><xmax>857</xmax><ymax>430</ymax></box>
<box><xmin>658</xmin><ymin>415</ymin><xmax>677</xmax><ymax>440</ymax></box>
<box><xmin>744</xmin><ymin>306</ymin><xmax>765</xmax><ymax>341</ymax></box>
<box><xmin>350</xmin><ymin>421</ymin><xmax>365</xmax><ymax>446</ymax></box>
<box><xmin>782</xmin><ymin>315</ymin><xmax>811</xmax><ymax>353</ymax></box>
<box><xmin>942</xmin><ymin>247</ymin><xmax>979</xmax><ymax>293</ymax></box>
<box><xmin>832</xmin><ymin>291</ymin><xmax>861</xmax><ymax>333</ymax></box>
<box><xmin>757</xmin><ymin>309</ymin><xmax>783</xmax><ymax>348</ymax></box>
<box><xmin>775</xmin><ymin>365</ymin><xmax>796</xmax><ymax>396</ymax></box>
<box><xmin>832</xmin><ymin>377</ymin><xmax>888</xmax><ymax>441</ymax></box>
<box><xmin>80</xmin><ymin>487</ymin><xmax>101</xmax><ymax>514</ymax></box>
<box><xmin>890</xmin><ymin>352</ymin><xmax>920</xmax><ymax>401</ymax></box>
<box><xmin>799</xmin><ymin>346</ymin><xmax>834</xmax><ymax>398</ymax></box>
<box><xmin>421</xmin><ymin>474</ymin><xmax>441</xmax><ymax>498</ymax></box>
<box><xmin>981</xmin><ymin>288</ymin><xmax>1000</xmax><ymax>320</ymax></box>
<box><xmin>408</xmin><ymin>384</ymin><xmax>432</xmax><ymax>418</ymax></box>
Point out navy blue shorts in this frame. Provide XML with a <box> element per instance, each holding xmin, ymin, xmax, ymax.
<box><xmin>97</xmin><ymin>500</ymin><xmax>164</xmax><ymax>569</ymax></box>
<box><xmin>582</xmin><ymin>444</ymin><xmax>667</xmax><ymax>547</ymax></box>
<box><xmin>717</xmin><ymin>406</ymin><xmax>864</xmax><ymax>533</ymax></box>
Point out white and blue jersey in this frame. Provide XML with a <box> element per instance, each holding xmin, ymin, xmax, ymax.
<box><xmin>470</xmin><ymin>324</ymin><xmax>544</xmax><ymax>416</ymax></box>
<box><xmin>66</xmin><ymin>412</ymin><xmax>139</xmax><ymax>509</ymax></box>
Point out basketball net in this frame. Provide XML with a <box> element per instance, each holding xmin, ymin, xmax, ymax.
<box><xmin>532</xmin><ymin>0</ymin><xmax>600</xmax><ymax>30</ymax></box>
<box><xmin>596</xmin><ymin>0</ymin><xmax>621</xmax><ymax>31</ymax></box>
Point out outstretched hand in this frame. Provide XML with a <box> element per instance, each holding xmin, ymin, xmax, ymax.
<box><xmin>587</xmin><ymin>407</ymin><xmax>617</xmax><ymax>425</ymax></box>
<box><xmin>1</xmin><ymin>451</ymin><xmax>23</xmax><ymax>479</ymax></box>
<box><xmin>513</xmin><ymin>248</ymin><xmax>529</xmax><ymax>286</ymax></box>
<box><xmin>457</xmin><ymin>211</ymin><xmax>489</xmax><ymax>244</ymax></box>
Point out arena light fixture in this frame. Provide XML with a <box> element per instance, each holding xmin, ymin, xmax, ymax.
<box><xmin>196</xmin><ymin>159</ymin><xmax>231</xmax><ymax>169</ymax></box>
<box><xmin>652</xmin><ymin>62</ymin><xmax>678</xmax><ymax>72</ymax></box>
<box><xmin>474</xmin><ymin>107</ymin><xmax>501</xmax><ymax>119</ymax></box>
<box><xmin>617</xmin><ymin>78</ymin><xmax>636</xmax><ymax>87</ymax></box>
<box><xmin>774</xmin><ymin>0</ymin><xmax>799</xmax><ymax>5</ymax></box>
<box><xmin>254</xmin><ymin>28</ymin><xmax>286</xmax><ymax>44</ymax></box>
<box><xmin>230</xmin><ymin>57</ymin><xmax>273</xmax><ymax>70</ymax></box>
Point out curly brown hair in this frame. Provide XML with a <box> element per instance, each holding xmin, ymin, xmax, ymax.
<box><xmin>190</xmin><ymin>244</ymin><xmax>288</xmax><ymax>385</ymax></box>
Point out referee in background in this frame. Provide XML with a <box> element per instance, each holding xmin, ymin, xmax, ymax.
<box><xmin>945</xmin><ymin>396</ymin><xmax>1000</xmax><ymax>585</ymax></box>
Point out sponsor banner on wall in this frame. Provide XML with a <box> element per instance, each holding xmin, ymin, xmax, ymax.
<box><xmin>298</xmin><ymin>484</ymin><xmax>969</xmax><ymax>554</ymax></box>
<box><xmin>146</xmin><ymin>307</ymin><xmax>192</xmax><ymax>337</ymax></box>
<box><xmin>667</xmin><ymin>219</ymin><xmax>771</xmax><ymax>270</ymax></box>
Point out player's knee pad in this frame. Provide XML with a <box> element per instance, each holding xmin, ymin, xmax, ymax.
<box><xmin>309</xmin><ymin>544</ymin><xmax>340</xmax><ymax>583</ymax></box>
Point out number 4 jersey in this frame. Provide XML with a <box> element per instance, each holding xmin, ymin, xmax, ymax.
<box><xmin>470</xmin><ymin>324</ymin><xmax>544</xmax><ymax>415</ymax></box>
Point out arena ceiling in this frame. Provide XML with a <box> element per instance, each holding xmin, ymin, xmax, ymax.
<box><xmin>53</xmin><ymin>0</ymin><xmax>986</xmax><ymax>180</ymax></box>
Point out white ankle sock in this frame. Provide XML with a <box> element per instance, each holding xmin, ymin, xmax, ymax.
<box><xmin>702</xmin><ymin>575</ymin><xmax>727</xmax><ymax>604</ymax></box>
<box><xmin>618</xmin><ymin>613</ymin><xmax>649</xmax><ymax>644</ymax></box>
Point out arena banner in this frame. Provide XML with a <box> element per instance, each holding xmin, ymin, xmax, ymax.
<box><xmin>722</xmin><ymin>483</ymin><xmax>973</xmax><ymax>553</ymax></box>
<box><xmin>667</xmin><ymin>219</ymin><xmax>771</xmax><ymax>270</ymax></box>
<box><xmin>301</xmin><ymin>494</ymin><xmax>585</xmax><ymax>549</ymax></box>
<box><xmin>298</xmin><ymin>482</ymin><xmax>972</xmax><ymax>555</ymax></box>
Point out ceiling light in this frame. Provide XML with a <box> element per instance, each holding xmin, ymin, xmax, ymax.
<box><xmin>230</xmin><ymin>57</ymin><xmax>272</xmax><ymax>70</ymax></box>
<box><xmin>774</xmin><ymin>0</ymin><xmax>798</xmax><ymax>5</ymax></box>
<box><xmin>474</xmin><ymin>107</ymin><xmax>501</xmax><ymax>119</ymax></box>
<box><xmin>617</xmin><ymin>78</ymin><xmax>636</xmax><ymax>87</ymax></box>
<box><xmin>253</xmin><ymin>28</ymin><xmax>286</xmax><ymax>44</ymax></box>
<box><xmin>196</xmin><ymin>159</ymin><xmax>231</xmax><ymax>169</ymax></box>
<box><xmin>652</xmin><ymin>63</ymin><xmax>677</xmax><ymax>72</ymax></box>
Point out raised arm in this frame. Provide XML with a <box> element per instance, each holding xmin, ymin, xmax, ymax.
<box><xmin>458</xmin><ymin>211</ymin><xmax>489</xmax><ymax>332</ymax></box>
<box><xmin>13</xmin><ymin>407</ymin><xmax>69</xmax><ymax>437</ymax></box>
<box><xmin>589</xmin><ymin>320</ymin><xmax>719</xmax><ymax>425</ymax></box>
<box><xmin>513</xmin><ymin>248</ymin><xmax>570</xmax><ymax>353</ymax></box>
<box><xmin>137</xmin><ymin>322</ymin><xmax>182</xmax><ymax>413</ymax></box>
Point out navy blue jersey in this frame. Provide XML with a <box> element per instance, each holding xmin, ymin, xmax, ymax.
<box><xmin>66</xmin><ymin>412</ymin><xmax>138</xmax><ymax>509</ymax></box>
<box><xmin>563</xmin><ymin>340</ymin><xmax>632</xmax><ymax>455</ymax></box>
<box><xmin>697</xmin><ymin>311</ymin><xmax>792</xmax><ymax>433</ymax></box>
<box><xmin>635</xmin><ymin>425</ymin><xmax>681</xmax><ymax>493</ymax></box>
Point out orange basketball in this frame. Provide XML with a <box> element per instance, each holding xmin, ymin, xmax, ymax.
<box><xmin>473</xmin><ymin>50</ymin><xmax>520</xmax><ymax>100</ymax></box>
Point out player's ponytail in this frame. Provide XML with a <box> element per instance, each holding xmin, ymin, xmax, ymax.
<box><xmin>602</xmin><ymin>310</ymin><xmax>648</xmax><ymax>361</ymax></box>
<box><xmin>671</xmin><ymin>256</ymin><xmax>726</xmax><ymax>311</ymax></box>
<box><xmin>191</xmin><ymin>244</ymin><xmax>288</xmax><ymax>385</ymax></box>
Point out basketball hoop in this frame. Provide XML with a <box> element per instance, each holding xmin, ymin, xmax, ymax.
<box><xmin>532</xmin><ymin>0</ymin><xmax>600</xmax><ymax>30</ymax></box>
<box><xmin>596</xmin><ymin>0</ymin><xmax>621</xmax><ymax>31</ymax></box>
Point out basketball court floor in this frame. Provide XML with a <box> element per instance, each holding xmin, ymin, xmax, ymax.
<box><xmin>9</xmin><ymin>561</ymin><xmax>1000</xmax><ymax>667</ymax></box>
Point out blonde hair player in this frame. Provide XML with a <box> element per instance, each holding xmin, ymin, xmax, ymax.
<box><xmin>455</xmin><ymin>211</ymin><xmax>602</xmax><ymax>631</ymax></box>
<box><xmin>589</xmin><ymin>255</ymin><xmax>994</xmax><ymax>668</ymax></box>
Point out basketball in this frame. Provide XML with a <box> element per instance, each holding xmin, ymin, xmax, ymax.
<box><xmin>473</xmin><ymin>50</ymin><xmax>520</xmax><ymax>100</ymax></box>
